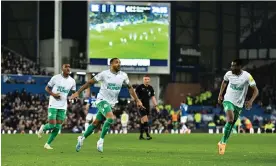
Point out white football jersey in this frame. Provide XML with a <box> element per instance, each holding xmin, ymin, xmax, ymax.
<box><xmin>47</xmin><ymin>74</ymin><xmax>76</xmax><ymax>109</ymax></box>
<box><xmin>223</xmin><ymin>70</ymin><xmax>256</xmax><ymax>108</ymax></box>
<box><xmin>94</xmin><ymin>70</ymin><xmax>130</xmax><ymax>107</ymax></box>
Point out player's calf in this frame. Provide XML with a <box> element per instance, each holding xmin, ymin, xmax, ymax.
<box><xmin>46</xmin><ymin>124</ymin><xmax>62</xmax><ymax>145</ymax></box>
<box><xmin>38</xmin><ymin>123</ymin><xmax>56</xmax><ymax>138</ymax></box>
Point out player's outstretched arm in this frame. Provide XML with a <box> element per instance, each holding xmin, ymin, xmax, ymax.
<box><xmin>127</xmin><ymin>84</ymin><xmax>145</xmax><ymax>109</ymax></box>
<box><xmin>218</xmin><ymin>80</ymin><xmax>228</xmax><ymax>104</ymax></box>
<box><xmin>70</xmin><ymin>78</ymin><xmax>97</xmax><ymax>100</ymax></box>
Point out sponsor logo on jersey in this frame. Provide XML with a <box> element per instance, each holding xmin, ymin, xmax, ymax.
<box><xmin>230</xmin><ymin>83</ymin><xmax>244</xmax><ymax>91</ymax></box>
<box><xmin>107</xmin><ymin>83</ymin><xmax>121</xmax><ymax>90</ymax></box>
<box><xmin>57</xmin><ymin>86</ymin><xmax>70</xmax><ymax>94</ymax></box>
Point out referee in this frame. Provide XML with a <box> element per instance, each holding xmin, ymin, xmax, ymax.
<box><xmin>135</xmin><ymin>75</ymin><xmax>159</xmax><ymax>140</ymax></box>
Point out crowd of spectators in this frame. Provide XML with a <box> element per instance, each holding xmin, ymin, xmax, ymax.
<box><xmin>1</xmin><ymin>88</ymin><xmax>275</xmax><ymax>134</ymax></box>
<box><xmin>1</xmin><ymin>89</ymin><xmax>86</xmax><ymax>133</ymax></box>
<box><xmin>0</xmin><ymin>89</ymin><xmax>187</xmax><ymax>133</ymax></box>
<box><xmin>1</xmin><ymin>47</ymin><xmax>51</xmax><ymax>76</ymax></box>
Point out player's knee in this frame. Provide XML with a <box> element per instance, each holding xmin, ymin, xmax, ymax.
<box><xmin>105</xmin><ymin>112</ymin><xmax>113</xmax><ymax>119</ymax></box>
<box><xmin>145</xmin><ymin>117</ymin><xmax>149</xmax><ymax>122</ymax></box>
<box><xmin>142</xmin><ymin>116</ymin><xmax>148</xmax><ymax>122</ymax></box>
<box><xmin>92</xmin><ymin>120</ymin><xmax>99</xmax><ymax>126</ymax></box>
<box><xmin>228</xmin><ymin>119</ymin><xmax>234</xmax><ymax>124</ymax></box>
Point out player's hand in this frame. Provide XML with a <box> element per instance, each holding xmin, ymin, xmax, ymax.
<box><xmin>136</xmin><ymin>99</ymin><xmax>146</xmax><ymax>109</ymax></box>
<box><xmin>70</xmin><ymin>92</ymin><xmax>79</xmax><ymax>100</ymax></box>
<box><xmin>245</xmin><ymin>100</ymin><xmax>253</xmax><ymax>110</ymax></box>
<box><xmin>52</xmin><ymin>93</ymin><xmax>61</xmax><ymax>100</ymax></box>
<box><xmin>218</xmin><ymin>94</ymin><xmax>223</xmax><ymax>104</ymax></box>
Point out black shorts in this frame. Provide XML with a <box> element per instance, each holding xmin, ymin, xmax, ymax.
<box><xmin>138</xmin><ymin>107</ymin><xmax>150</xmax><ymax>117</ymax></box>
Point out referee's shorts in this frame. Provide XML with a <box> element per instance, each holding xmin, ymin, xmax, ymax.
<box><xmin>138</xmin><ymin>106</ymin><xmax>150</xmax><ymax>117</ymax></box>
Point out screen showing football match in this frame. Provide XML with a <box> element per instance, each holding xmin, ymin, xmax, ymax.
<box><xmin>88</xmin><ymin>2</ymin><xmax>170</xmax><ymax>60</ymax></box>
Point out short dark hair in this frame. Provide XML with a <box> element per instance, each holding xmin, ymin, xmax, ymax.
<box><xmin>62</xmin><ymin>64</ymin><xmax>70</xmax><ymax>68</ymax></box>
<box><xmin>91</xmin><ymin>92</ymin><xmax>96</xmax><ymax>96</ymax></box>
<box><xmin>110</xmin><ymin>58</ymin><xmax>119</xmax><ymax>64</ymax></box>
<box><xmin>143</xmin><ymin>75</ymin><xmax>150</xmax><ymax>78</ymax></box>
<box><xmin>232</xmin><ymin>59</ymin><xmax>242</xmax><ymax>66</ymax></box>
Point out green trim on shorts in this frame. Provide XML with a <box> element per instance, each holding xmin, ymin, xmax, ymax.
<box><xmin>222</xmin><ymin>101</ymin><xmax>242</xmax><ymax>121</ymax></box>
<box><xmin>48</xmin><ymin>108</ymin><xmax>66</xmax><ymax>121</ymax></box>
<box><xmin>223</xmin><ymin>101</ymin><xmax>242</xmax><ymax>112</ymax></box>
<box><xmin>95</xmin><ymin>100</ymin><xmax>112</xmax><ymax>121</ymax></box>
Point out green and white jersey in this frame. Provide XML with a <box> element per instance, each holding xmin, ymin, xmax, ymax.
<box><xmin>94</xmin><ymin>70</ymin><xmax>130</xmax><ymax>107</ymax></box>
<box><xmin>47</xmin><ymin>74</ymin><xmax>76</xmax><ymax>109</ymax></box>
<box><xmin>223</xmin><ymin>70</ymin><xmax>256</xmax><ymax>108</ymax></box>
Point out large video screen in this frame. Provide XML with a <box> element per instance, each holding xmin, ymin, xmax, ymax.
<box><xmin>88</xmin><ymin>2</ymin><xmax>170</xmax><ymax>60</ymax></box>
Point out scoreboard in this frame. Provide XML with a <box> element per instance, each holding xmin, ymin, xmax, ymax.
<box><xmin>90</xmin><ymin>4</ymin><xmax>168</xmax><ymax>14</ymax></box>
<box><xmin>87</xmin><ymin>2</ymin><xmax>171</xmax><ymax>74</ymax></box>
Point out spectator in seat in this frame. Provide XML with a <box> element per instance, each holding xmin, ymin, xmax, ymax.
<box><xmin>264</xmin><ymin>120</ymin><xmax>275</xmax><ymax>133</ymax></box>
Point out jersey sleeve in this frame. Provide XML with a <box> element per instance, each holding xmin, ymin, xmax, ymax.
<box><xmin>223</xmin><ymin>72</ymin><xmax>229</xmax><ymax>82</ymax></box>
<box><xmin>150</xmin><ymin>86</ymin><xmax>155</xmax><ymax>97</ymax></box>
<box><xmin>94</xmin><ymin>71</ymin><xmax>104</xmax><ymax>82</ymax></box>
<box><xmin>247</xmin><ymin>73</ymin><xmax>256</xmax><ymax>87</ymax></box>
<box><xmin>123</xmin><ymin>73</ymin><xmax>130</xmax><ymax>85</ymax></box>
<box><xmin>71</xmin><ymin>80</ymin><xmax>76</xmax><ymax>91</ymax></box>
<box><xmin>47</xmin><ymin>76</ymin><xmax>56</xmax><ymax>88</ymax></box>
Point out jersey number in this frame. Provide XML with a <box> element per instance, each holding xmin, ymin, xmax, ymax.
<box><xmin>91</xmin><ymin>102</ymin><xmax>97</xmax><ymax>108</ymax></box>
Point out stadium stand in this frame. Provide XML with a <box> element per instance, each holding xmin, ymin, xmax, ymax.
<box><xmin>1</xmin><ymin>46</ymin><xmax>52</xmax><ymax>76</ymax></box>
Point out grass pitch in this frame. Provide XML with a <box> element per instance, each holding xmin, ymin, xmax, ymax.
<box><xmin>89</xmin><ymin>23</ymin><xmax>169</xmax><ymax>60</ymax></box>
<box><xmin>2</xmin><ymin>134</ymin><xmax>276</xmax><ymax>166</ymax></box>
